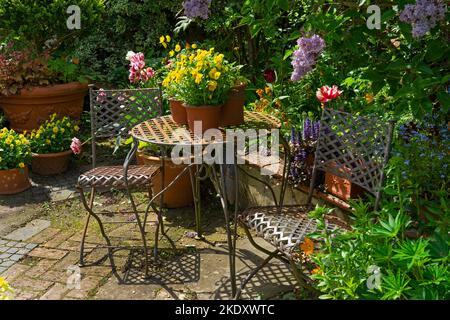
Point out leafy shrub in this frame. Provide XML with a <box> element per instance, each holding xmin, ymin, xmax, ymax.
<box><xmin>72</xmin><ymin>0</ymin><xmax>182</xmax><ymax>85</ymax></box>
<box><xmin>307</xmin><ymin>204</ymin><xmax>450</xmax><ymax>300</ymax></box>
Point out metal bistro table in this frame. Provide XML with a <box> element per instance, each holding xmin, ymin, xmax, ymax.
<box><xmin>124</xmin><ymin>111</ymin><xmax>281</xmax><ymax>297</ymax></box>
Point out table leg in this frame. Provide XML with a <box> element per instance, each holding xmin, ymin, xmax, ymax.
<box><xmin>189</xmin><ymin>164</ymin><xmax>203</xmax><ymax>239</ymax></box>
<box><xmin>211</xmin><ymin>164</ymin><xmax>237</xmax><ymax>298</ymax></box>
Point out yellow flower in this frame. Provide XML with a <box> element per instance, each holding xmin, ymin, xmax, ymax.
<box><xmin>19</xmin><ymin>162</ymin><xmax>25</xmax><ymax>168</ymax></box>
<box><xmin>265</xmin><ymin>86</ymin><xmax>272</xmax><ymax>95</ymax></box>
<box><xmin>191</xmin><ymin>44</ymin><xmax>197</xmax><ymax>49</ymax></box>
<box><xmin>159</xmin><ymin>36</ymin><xmax>165</xmax><ymax>44</ymax></box>
<box><xmin>175</xmin><ymin>44</ymin><xmax>181</xmax><ymax>52</ymax></box>
<box><xmin>169</xmin><ymin>50</ymin><xmax>175</xmax><ymax>57</ymax></box>
<box><xmin>165</xmin><ymin>35</ymin><xmax>171</xmax><ymax>43</ymax></box>
<box><xmin>16</xmin><ymin>140</ymin><xmax>22</xmax><ymax>146</ymax></box>
<box><xmin>36</xmin><ymin>134</ymin><xmax>40</xmax><ymax>139</ymax></box>
<box><xmin>214</xmin><ymin>71</ymin><xmax>221</xmax><ymax>80</ymax></box>
<box><xmin>52</xmin><ymin>126</ymin><xmax>59</xmax><ymax>134</ymax></box>
<box><xmin>195</xmin><ymin>73</ymin><xmax>203</xmax><ymax>84</ymax></box>
<box><xmin>365</xmin><ymin>93</ymin><xmax>374</xmax><ymax>104</ymax></box>
<box><xmin>0</xmin><ymin>156</ymin><xmax>2</xmax><ymax>162</ymax></box>
<box><xmin>208</xmin><ymin>81</ymin><xmax>218</xmax><ymax>92</ymax></box>
<box><xmin>60</xmin><ymin>128</ymin><xmax>65</xmax><ymax>133</ymax></box>
<box><xmin>74</xmin><ymin>125</ymin><xmax>80</xmax><ymax>132</ymax></box>
<box><xmin>5</xmin><ymin>138</ymin><xmax>11</xmax><ymax>145</ymax></box>
<box><xmin>46</xmin><ymin>139</ymin><xmax>51</xmax><ymax>145</ymax></box>
<box><xmin>214</xmin><ymin>54</ymin><xmax>224</xmax><ymax>65</ymax></box>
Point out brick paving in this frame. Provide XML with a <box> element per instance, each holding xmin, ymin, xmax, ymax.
<box><xmin>0</xmin><ymin>239</ymin><xmax>37</xmax><ymax>275</ymax></box>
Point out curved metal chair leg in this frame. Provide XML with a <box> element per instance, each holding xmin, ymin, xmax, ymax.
<box><xmin>78</xmin><ymin>188</ymin><xmax>122</xmax><ymax>283</ymax></box>
<box><xmin>79</xmin><ymin>187</ymin><xmax>95</xmax><ymax>266</ymax></box>
<box><xmin>234</xmin><ymin>250</ymin><xmax>279</xmax><ymax>300</ymax></box>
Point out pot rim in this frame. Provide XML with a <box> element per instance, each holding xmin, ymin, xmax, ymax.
<box><xmin>32</xmin><ymin>150</ymin><xmax>73</xmax><ymax>158</ymax></box>
<box><xmin>0</xmin><ymin>82</ymin><xmax>88</xmax><ymax>99</ymax></box>
<box><xmin>0</xmin><ymin>166</ymin><xmax>29</xmax><ymax>173</ymax></box>
<box><xmin>183</xmin><ymin>104</ymin><xmax>223</xmax><ymax>109</ymax></box>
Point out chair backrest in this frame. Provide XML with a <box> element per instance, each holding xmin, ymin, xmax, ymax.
<box><xmin>306</xmin><ymin>108</ymin><xmax>395</xmax><ymax>211</ymax></box>
<box><xmin>88</xmin><ymin>85</ymin><xmax>163</xmax><ymax>167</ymax></box>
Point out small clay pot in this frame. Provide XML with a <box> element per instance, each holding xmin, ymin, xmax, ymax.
<box><xmin>169</xmin><ymin>99</ymin><xmax>187</xmax><ymax>125</ymax></box>
<box><xmin>221</xmin><ymin>84</ymin><xmax>246</xmax><ymax>127</ymax></box>
<box><xmin>184</xmin><ymin>104</ymin><xmax>222</xmax><ymax>133</ymax></box>
<box><xmin>136</xmin><ymin>152</ymin><xmax>194</xmax><ymax>208</ymax></box>
<box><xmin>31</xmin><ymin>150</ymin><xmax>72</xmax><ymax>175</ymax></box>
<box><xmin>0</xmin><ymin>167</ymin><xmax>31</xmax><ymax>195</ymax></box>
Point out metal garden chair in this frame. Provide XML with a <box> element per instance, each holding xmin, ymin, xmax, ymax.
<box><xmin>76</xmin><ymin>86</ymin><xmax>164</xmax><ymax>280</ymax></box>
<box><xmin>234</xmin><ymin>108</ymin><xmax>395</xmax><ymax>299</ymax></box>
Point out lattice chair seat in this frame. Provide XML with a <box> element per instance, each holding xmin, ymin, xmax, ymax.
<box><xmin>240</xmin><ymin>206</ymin><xmax>349</xmax><ymax>257</ymax></box>
<box><xmin>77</xmin><ymin>165</ymin><xmax>159</xmax><ymax>189</ymax></box>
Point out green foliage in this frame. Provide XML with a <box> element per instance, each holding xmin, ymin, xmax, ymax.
<box><xmin>72</xmin><ymin>0</ymin><xmax>182</xmax><ymax>85</ymax></box>
<box><xmin>0</xmin><ymin>128</ymin><xmax>31</xmax><ymax>170</ymax></box>
<box><xmin>309</xmin><ymin>204</ymin><xmax>450</xmax><ymax>300</ymax></box>
<box><xmin>28</xmin><ymin>114</ymin><xmax>80</xmax><ymax>154</ymax></box>
<box><xmin>0</xmin><ymin>0</ymin><xmax>105</xmax><ymax>51</ymax></box>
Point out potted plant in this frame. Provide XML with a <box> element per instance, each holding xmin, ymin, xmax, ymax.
<box><xmin>28</xmin><ymin>114</ymin><xmax>81</xmax><ymax>175</ymax></box>
<box><xmin>165</xmin><ymin>48</ymin><xmax>235</xmax><ymax>133</ymax></box>
<box><xmin>0</xmin><ymin>0</ymin><xmax>104</xmax><ymax>132</ymax></box>
<box><xmin>0</xmin><ymin>128</ymin><xmax>31</xmax><ymax>195</ymax></box>
<box><xmin>221</xmin><ymin>74</ymin><xmax>249</xmax><ymax>127</ymax></box>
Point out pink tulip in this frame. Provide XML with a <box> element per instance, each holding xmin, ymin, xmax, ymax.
<box><xmin>316</xmin><ymin>85</ymin><xmax>343</xmax><ymax>103</ymax></box>
<box><xmin>70</xmin><ymin>137</ymin><xmax>82</xmax><ymax>155</ymax></box>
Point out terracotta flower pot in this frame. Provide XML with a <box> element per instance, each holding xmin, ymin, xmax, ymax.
<box><xmin>136</xmin><ymin>152</ymin><xmax>194</xmax><ymax>208</ymax></box>
<box><xmin>169</xmin><ymin>99</ymin><xmax>187</xmax><ymax>125</ymax></box>
<box><xmin>325</xmin><ymin>171</ymin><xmax>364</xmax><ymax>201</ymax></box>
<box><xmin>31</xmin><ymin>150</ymin><xmax>72</xmax><ymax>176</ymax></box>
<box><xmin>185</xmin><ymin>104</ymin><xmax>222</xmax><ymax>133</ymax></box>
<box><xmin>0</xmin><ymin>82</ymin><xmax>88</xmax><ymax>132</ymax></box>
<box><xmin>221</xmin><ymin>84</ymin><xmax>246</xmax><ymax>127</ymax></box>
<box><xmin>0</xmin><ymin>167</ymin><xmax>31</xmax><ymax>195</ymax></box>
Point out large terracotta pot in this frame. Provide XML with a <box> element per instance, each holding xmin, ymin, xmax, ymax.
<box><xmin>0</xmin><ymin>167</ymin><xmax>31</xmax><ymax>195</ymax></box>
<box><xmin>31</xmin><ymin>150</ymin><xmax>72</xmax><ymax>176</ymax></box>
<box><xmin>169</xmin><ymin>99</ymin><xmax>187</xmax><ymax>125</ymax></box>
<box><xmin>184</xmin><ymin>104</ymin><xmax>222</xmax><ymax>133</ymax></box>
<box><xmin>0</xmin><ymin>82</ymin><xmax>88</xmax><ymax>132</ymax></box>
<box><xmin>221</xmin><ymin>84</ymin><xmax>246</xmax><ymax>127</ymax></box>
<box><xmin>136</xmin><ymin>152</ymin><xmax>194</xmax><ymax>208</ymax></box>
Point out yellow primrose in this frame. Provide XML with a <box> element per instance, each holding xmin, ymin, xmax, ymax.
<box><xmin>166</xmin><ymin>35</ymin><xmax>171</xmax><ymax>43</ymax></box>
<box><xmin>53</xmin><ymin>126</ymin><xmax>59</xmax><ymax>134</ymax></box>
<box><xmin>191</xmin><ymin>44</ymin><xmax>197</xmax><ymax>49</ymax></box>
<box><xmin>169</xmin><ymin>50</ymin><xmax>175</xmax><ymax>57</ymax></box>
<box><xmin>159</xmin><ymin>36</ymin><xmax>165</xmax><ymax>44</ymax></box>
<box><xmin>19</xmin><ymin>162</ymin><xmax>25</xmax><ymax>168</ymax></box>
<box><xmin>46</xmin><ymin>139</ymin><xmax>51</xmax><ymax>145</ymax></box>
<box><xmin>74</xmin><ymin>125</ymin><xmax>80</xmax><ymax>132</ymax></box>
<box><xmin>175</xmin><ymin>44</ymin><xmax>181</xmax><ymax>52</ymax></box>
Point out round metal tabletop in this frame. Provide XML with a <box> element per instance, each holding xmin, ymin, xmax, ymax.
<box><xmin>130</xmin><ymin>111</ymin><xmax>281</xmax><ymax>147</ymax></box>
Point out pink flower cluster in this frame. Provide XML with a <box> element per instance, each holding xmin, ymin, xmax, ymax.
<box><xmin>70</xmin><ymin>137</ymin><xmax>82</xmax><ymax>155</ymax></box>
<box><xmin>126</xmin><ymin>51</ymin><xmax>155</xmax><ymax>84</ymax></box>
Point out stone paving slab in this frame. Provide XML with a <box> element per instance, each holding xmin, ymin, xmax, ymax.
<box><xmin>0</xmin><ymin>239</ymin><xmax>37</xmax><ymax>275</ymax></box>
<box><xmin>3</xmin><ymin>219</ymin><xmax>51</xmax><ymax>241</ymax></box>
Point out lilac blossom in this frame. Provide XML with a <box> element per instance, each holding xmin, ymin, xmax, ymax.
<box><xmin>290</xmin><ymin>35</ymin><xmax>326</xmax><ymax>82</ymax></box>
<box><xmin>183</xmin><ymin>0</ymin><xmax>211</xmax><ymax>20</ymax></box>
<box><xmin>399</xmin><ymin>0</ymin><xmax>447</xmax><ymax>38</ymax></box>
